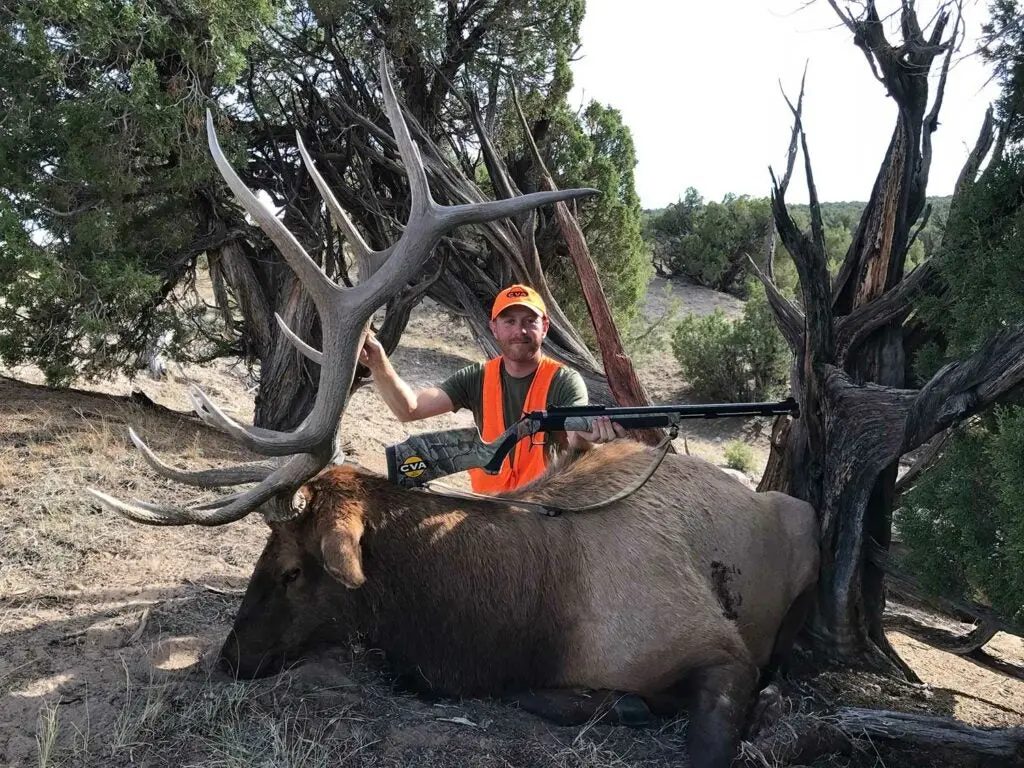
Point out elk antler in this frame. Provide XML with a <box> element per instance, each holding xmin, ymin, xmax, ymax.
<box><xmin>86</xmin><ymin>52</ymin><xmax>598</xmax><ymax>526</ymax></box>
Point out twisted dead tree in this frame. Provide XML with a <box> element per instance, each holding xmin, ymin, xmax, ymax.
<box><xmin>754</xmin><ymin>0</ymin><xmax>1024</xmax><ymax>674</ymax></box>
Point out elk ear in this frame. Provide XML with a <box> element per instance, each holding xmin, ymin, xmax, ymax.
<box><xmin>320</xmin><ymin>519</ymin><xmax>365</xmax><ymax>589</ymax></box>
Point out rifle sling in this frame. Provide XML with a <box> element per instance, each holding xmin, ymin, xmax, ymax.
<box><xmin>420</xmin><ymin>427</ymin><xmax>678</xmax><ymax>517</ymax></box>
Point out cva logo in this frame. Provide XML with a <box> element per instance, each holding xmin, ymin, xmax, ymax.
<box><xmin>506</xmin><ymin>289</ymin><xmax>529</xmax><ymax>298</ymax></box>
<box><xmin>399</xmin><ymin>456</ymin><xmax>428</xmax><ymax>478</ymax></box>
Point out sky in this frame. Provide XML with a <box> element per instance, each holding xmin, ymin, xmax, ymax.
<box><xmin>568</xmin><ymin>0</ymin><xmax>1001</xmax><ymax>208</ymax></box>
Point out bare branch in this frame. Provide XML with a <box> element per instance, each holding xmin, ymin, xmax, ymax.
<box><xmin>904</xmin><ymin>321</ymin><xmax>1024</xmax><ymax>451</ymax></box>
<box><xmin>770</xmin><ymin>128</ymin><xmax>834</xmax><ymax>363</ymax></box>
<box><xmin>833</xmin><ymin>708</ymin><xmax>1024</xmax><ymax>758</ymax></box>
<box><xmin>894</xmin><ymin>426</ymin><xmax>951</xmax><ymax>496</ymax></box>
<box><xmin>764</xmin><ymin>63</ymin><xmax>809</xmax><ymax>283</ymax></box>
<box><xmin>746</xmin><ymin>254</ymin><xmax>804</xmax><ymax>354</ymax></box>
<box><xmin>834</xmin><ymin>260</ymin><xmax>939</xmax><ymax>365</ymax></box>
<box><xmin>921</xmin><ymin>3</ymin><xmax>961</xmax><ymax>186</ymax></box>
<box><xmin>954</xmin><ymin>107</ymin><xmax>996</xmax><ymax>196</ymax></box>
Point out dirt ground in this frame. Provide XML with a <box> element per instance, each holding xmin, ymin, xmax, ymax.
<box><xmin>1</xmin><ymin>282</ymin><xmax>1022</xmax><ymax>767</ymax></box>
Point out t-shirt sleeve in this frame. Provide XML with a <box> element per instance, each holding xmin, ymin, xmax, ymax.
<box><xmin>438</xmin><ymin>362</ymin><xmax>484</xmax><ymax>413</ymax></box>
<box><xmin>547</xmin><ymin>367</ymin><xmax>589</xmax><ymax>408</ymax></box>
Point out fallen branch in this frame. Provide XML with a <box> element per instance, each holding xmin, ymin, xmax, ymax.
<box><xmin>885</xmin><ymin>603</ymin><xmax>999</xmax><ymax>656</ymax></box>
<box><xmin>508</xmin><ymin>80</ymin><xmax>664</xmax><ymax>447</ymax></box>
<box><xmin>741</xmin><ymin>706</ymin><xmax>1024</xmax><ymax>766</ymax></box>
<box><xmin>739</xmin><ymin>713</ymin><xmax>852</xmax><ymax>767</ymax></box>
<box><xmin>834</xmin><ymin>707</ymin><xmax>1024</xmax><ymax>758</ymax></box>
<box><xmin>866</xmin><ymin>540</ymin><xmax>1014</xmax><ymax>633</ymax></box>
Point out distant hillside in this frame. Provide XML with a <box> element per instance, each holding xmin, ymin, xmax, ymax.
<box><xmin>643</xmin><ymin>196</ymin><xmax>953</xmax><ymax>224</ymax></box>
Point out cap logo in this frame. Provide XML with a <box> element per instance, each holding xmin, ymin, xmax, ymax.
<box><xmin>506</xmin><ymin>289</ymin><xmax>529</xmax><ymax>298</ymax></box>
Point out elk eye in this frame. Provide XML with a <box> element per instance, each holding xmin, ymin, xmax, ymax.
<box><xmin>281</xmin><ymin>567</ymin><xmax>301</xmax><ymax>586</ymax></box>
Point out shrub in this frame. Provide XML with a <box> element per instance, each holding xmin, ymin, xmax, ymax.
<box><xmin>896</xmin><ymin>406</ymin><xmax>1024</xmax><ymax>630</ymax></box>
<box><xmin>670</xmin><ymin>282</ymin><xmax>791</xmax><ymax>402</ymax></box>
<box><xmin>723</xmin><ymin>441</ymin><xmax>755</xmax><ymax>473</ymax></box>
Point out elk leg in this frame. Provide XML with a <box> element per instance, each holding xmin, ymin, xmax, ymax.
<box><xmin>758</xmin><ymin>585</ymin><xmax>816</xmax><ymax>689</ymax></box>
<box><xmin>686</xmin><ymin>658</ymin><xmax>758</xmax><ymax>768</ymax></box>
<box><xmin>511</xmin><ymin>688</ymin><xmax>652</xmax><ymax>727</ymax></box>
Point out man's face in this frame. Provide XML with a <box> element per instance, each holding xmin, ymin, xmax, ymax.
<box><xmin>489</xmin><ymin>305</ymin><xmax>549</xmax><ymax>365</ymax></box>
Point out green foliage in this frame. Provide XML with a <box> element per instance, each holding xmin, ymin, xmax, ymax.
<box><xmin>542</xmin><ymin>101</ymin><xmax>652</xmax><ymax>333</ymax></box>
<box><xmin>0</xmin><ymin>0</ymin><xmax>273</xmax><ymax>384</ymax></box>
<box><xmin>670</xmin><ymin>282</ymin><xmax>791</xmax><ymax>402</ymax></box>
<box><xmin>919</xmin><ymin>151</ymin><xmax>1024</xmax><ymax>357</ymax></box>
<box><xmin>242</xmin><ymin>0</ymin><xmax>638</xmax><ymax>344</ymax></box>
<box><xmin>644</xmin><ymin>194</ymin><xmax>951</xmax><ymax>299</ymax></box>
<box><xmin>647</xmin><ymin>190</ymin><xmax>770</xmax><ymax>295</ymax></box>
<box><xmin>0</xmin><ymin>0</ymin><xmax>603</xmax><ymax>385</ymax></box>
<box><xmin>897</xmin><ymin>407</ymin><xmax>1024</xmax><ymax>630</ymax></box>
<box><xmin>723</xmin><ymin>441</ymin><xmax>755</xmax><ymax>473</ymax></box>
<box><xmin>983</xmin><ymin>0</ymin><xmax>1024</xmax><ymax>141</ymax></box>
<box><xmin>897</xmin><ymin>8</ymin><xmax>1024</xmax><ymax>626</ymax></box>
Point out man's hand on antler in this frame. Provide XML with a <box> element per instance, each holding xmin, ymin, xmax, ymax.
<box><xmin>359</xmin><ymin>330</ymin><xmax>387</xmax><ymax>373</ymax></box>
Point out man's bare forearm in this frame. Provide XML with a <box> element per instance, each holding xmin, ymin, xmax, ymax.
<box><xmin>368</xmin><ymin>359</ymin><xmax>420</xmax><ymax>422</ymax></box>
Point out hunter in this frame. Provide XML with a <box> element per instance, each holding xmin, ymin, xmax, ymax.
<box><xmin>359</xmin><ymin>283</ymin><xmax>625</xmax><ymax>493</ymax></box>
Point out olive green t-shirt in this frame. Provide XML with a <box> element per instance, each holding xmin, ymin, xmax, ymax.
<box><xmin>439</xmin><ymin>360</ymin><xmax>588</xmax><ymax>461</ymax></box>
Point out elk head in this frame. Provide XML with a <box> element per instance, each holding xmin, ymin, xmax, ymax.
<box><xmin>85</xmin><ymin>52</ymin><xmax>596</xmax><ymax>528</ymax></box>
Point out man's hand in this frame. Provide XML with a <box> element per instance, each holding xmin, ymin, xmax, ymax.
<box><xmin>572</xmin><ymin>415</ymin><xmax>627</xmax><ymax>448</ymax></box>
<box><xmin>359</xmin><ymin>330</ymin><xmax>387</xmax><ymax>372</ymax></box>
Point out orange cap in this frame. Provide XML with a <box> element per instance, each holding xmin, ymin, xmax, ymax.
<box><xmin>490</xmin><ymin>284</ymin><xmax>547</xmax><ymax>321</ymax></box>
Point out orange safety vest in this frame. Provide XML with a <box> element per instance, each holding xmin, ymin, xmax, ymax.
<box><xmin>468</xmin><ymin>356</ymin><xmax>561</xmax><ymax>494</ymax></box>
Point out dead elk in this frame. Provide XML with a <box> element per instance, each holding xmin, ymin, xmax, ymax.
<box><xmin>86</xmin><ymin>54</ymin><xmax>819</xmax><ymax>768</ymax></box>
<box><xmin>226</xmin><ymin>445</ymin><xmax>818</xmax><ymax>768</ymax></box>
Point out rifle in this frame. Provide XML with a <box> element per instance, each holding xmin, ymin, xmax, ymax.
<box><xmin>385</xmin><ymin>397</ymin><xmax>799</xmax><ymax>488</ymax></box>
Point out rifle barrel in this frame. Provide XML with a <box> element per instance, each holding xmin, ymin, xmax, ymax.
<box><xmin>481</xmin><ymin>397</ymin><xmax>799</xmax><ymax>473</ymax></box>
<box><xmin>530</xmin><ymin>396</ymin><xmax>798</xmax><ymax>426</ymax></box>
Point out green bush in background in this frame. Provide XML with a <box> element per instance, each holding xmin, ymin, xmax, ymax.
<box><xmin>670</xmin><ymin>282</ymin><xmax>791</xmax><ymax>402</ymax></box>
<box><xmin>723</xmin><ymin>441</ymin><xmax>756</xmax><ymax>473</ymax></box>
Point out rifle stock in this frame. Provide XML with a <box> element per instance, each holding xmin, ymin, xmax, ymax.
<box><xmin>385</xmin><ymin>397</ymin><xmax>798</xmax><ymax>488</ymax></box>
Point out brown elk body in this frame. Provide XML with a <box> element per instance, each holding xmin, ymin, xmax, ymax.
<box><xmin>221</xmin><ymin>442</ymin><xmax>819</xmax><ymax>768</ymax></box>
<box><xmin>87</xmin><ymin>56</ymin><xmax>819</xmax><ymax>768</ymax></box>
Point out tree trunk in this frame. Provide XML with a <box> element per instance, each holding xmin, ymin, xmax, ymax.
<box><xmin>754</xmin><ymin>3</ymin><xmax>1023</xmax><ymax>674</ymax></box>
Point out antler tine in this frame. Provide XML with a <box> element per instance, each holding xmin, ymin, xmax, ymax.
<box><xmin>206</xmin><ymin>110</ymin><xmax>339</xmax><ymax>313</ymax></box>
<box><xmin>347</xmin><ymin>53</ymin><xmax>601</xmax><ymax>318</ymax></box>
<box><xmin>275</xmin><ymin>313</ymin><xmax>324</xmax><ymax>364</ymax></box>
<box><xmin>129</xmin><ymin>428</ymin><xmax>279</xmax><ymax>487</ymax></box>
<box><xmin>379</xmin><ymin>54</ymin><xmax>433</xmax><ymax>214</ymax></box>
<box><xmin>186</xmin><ymin>385</ymin><xmax>295</xmax><ymax>446</ymax></box>
<box><xmin>87</xmin><ymin>452</ymin><xmax>326</xmax><ymax>526</ymax></box>
<box><xmin>295</xmin><ymin>132</ymin><xmax>391</xmax><ymax>283</ymax></box>
<box><xmin>85</xmin><ymin>489</ymin><xmax>249</xmax><ymax>526</ymax></box>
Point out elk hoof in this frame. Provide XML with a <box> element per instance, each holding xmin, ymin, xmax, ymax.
<box><xmin>744</xmin><ymin>683</ymin><xmax>784</xmax><ymax>740</ymax></box>
<box><xmin>607</xmin><ymin>693</ymin><xmax>654</xmax><ymax>727</ymax></box>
